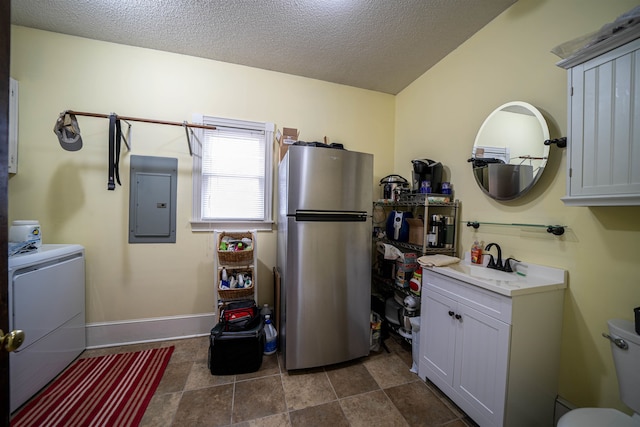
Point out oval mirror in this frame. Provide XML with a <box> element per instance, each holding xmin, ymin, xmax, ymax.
<box><xmin>470</xmin><ymin>101</ymin><xmax>550</xmax><ymax>201</ymax></box>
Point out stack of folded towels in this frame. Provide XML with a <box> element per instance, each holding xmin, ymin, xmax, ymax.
<box><xmin>418</xmin><ymin>254</ymin><xmax>460</xmax><ymax>267</ymax></box>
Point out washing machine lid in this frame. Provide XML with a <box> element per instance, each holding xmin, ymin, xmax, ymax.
<box><xmin>9</xmin><ymin>244</ymin><xmax>84</xmax><ymax>270</ymax></box>
<box><xmin>558</xmin><ymin>408</ymin><xmax>639</xmax><ymax>427</ymax></box>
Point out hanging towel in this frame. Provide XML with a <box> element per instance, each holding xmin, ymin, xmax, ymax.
<box><xmin>375</xmin><ymin>242</ymin><xmax>404</xmax><ymax>260</ymax></box>
<box><xmin>418</xmin><ymin>254</ymin><xmax>460</xmax><ymax>267</ymax></box>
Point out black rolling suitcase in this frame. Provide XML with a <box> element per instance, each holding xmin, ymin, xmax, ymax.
<box><xmin>208</xmin><ymin>302</ymin><xmax>265</xmax><ymax>375</ymax></box>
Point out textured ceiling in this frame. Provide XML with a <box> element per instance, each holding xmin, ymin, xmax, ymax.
<box><xmin>11</xmin><ymin>0</ymin><xmax>517</xmax><ymax>95</ymax></box>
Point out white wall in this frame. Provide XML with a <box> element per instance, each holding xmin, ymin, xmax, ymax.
<box><xmin>9</xmin><ymin>27</ymin><xmax>395</xmax><ymax>326</ymax></box>
<box><xmin>11</xmin><ymin>0</ymin><xmax>640</xmax><ymax>411</ymax></box>
<box><xmin>395</xmin><ymin>0</ymin><xmax>640</xmax><ymax>413</ymax></box>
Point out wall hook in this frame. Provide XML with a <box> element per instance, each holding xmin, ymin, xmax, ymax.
<box><xmin>183</xmin><ymin>121</ymin><xmax>193</xmax><ymax>156</ymax></box>
<box><xmin>466</xmin><ymin>221</ymin><xmax>480</xmax><ymax>229</ymax></box>
<box><xmin>544</xmin><ymin>137</ymin><xmax>567</xmax><ymax>148</ymax></box>
<box><xmin>546</xmin><ymin>225</ymin><xmax>565</xmax><ymax>236</ymax></box>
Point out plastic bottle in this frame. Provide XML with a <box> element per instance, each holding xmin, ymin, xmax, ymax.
<box><xmin>441</xmin><ymin>182</ymin><xmax>452</xmax><ymax>195</ymax></box>
<box><xmin>9</xmin><ymin>220</ymin><xmax>42</xmax><ymax>247</ymax></box>
<box><xmin>260</xmin><ymin>304</ymin><xmax>272</xmax><ymax>319</ymax></box>
<box><xmin>410</xmin><ymin>267</ymin><xmax>423</xmax><ymax>295</ymax></box>
<box><xmin>263</xmin><ymin>315</ymin><xmax>277</xmax><ymax>355</ymax></box>
<box><xmin>220</xmin><ymin>268</ymin><xmax>230</xmax><ymax>288</ymax></box>
<box><xmin>471</xmin><ymin>241</ymin><xmax>483</xmax><ymax>264</ymax></box>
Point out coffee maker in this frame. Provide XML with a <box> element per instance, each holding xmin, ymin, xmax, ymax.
<box><xmin>411</xmin><ymin>159</ymin><xmax>443</xmax><ymax>193</ymax></box>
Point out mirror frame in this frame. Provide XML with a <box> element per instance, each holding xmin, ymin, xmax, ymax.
<box><xmin>471</xmin><ymin>101</ymin><xmax>550</xmax><ymax>201</ymax></box>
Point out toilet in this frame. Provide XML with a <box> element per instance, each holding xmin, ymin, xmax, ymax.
<box><xmin>558</xmin><ymin>319</ymin><xmax>640</xmax><ymax>427</ymax></box>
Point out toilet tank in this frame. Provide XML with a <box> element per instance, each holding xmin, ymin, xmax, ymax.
<box><xmin>608</xmin><ymin>319</ymin><xmax>640</xmax><ymax>413</ymax></box>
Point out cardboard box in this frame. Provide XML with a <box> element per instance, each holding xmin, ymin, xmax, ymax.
<box><xmin>277</xmin><ymin>127</ymin><xmax>299</xmax><ymax>161</ymax></box>
<box><xmin>399</xmin><ymin>252</ymin><xmax>417</xmax><ymax>265</ymax></box>
<box><xmin>406</xmin><ymin>218</ymin><xmax>424</xmax><ymax>246</ymax></box>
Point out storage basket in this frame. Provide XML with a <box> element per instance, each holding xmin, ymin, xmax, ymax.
<box><xmin>217</xmin><ymin>231</ymin><xmax>254</xmax><ymax>265</ymax></box>
<box><xmin>218</xmin><ymin>286</ymin><xmax>254</xmax><ymax>301</ymax></box>
<box><xmin>218</xmin><ymin>266</ymin><xmax>255</xmax><ymax>301</ymax></box>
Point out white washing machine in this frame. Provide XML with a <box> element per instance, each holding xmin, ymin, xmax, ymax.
<box><xmin>8</xmin><ymin>244</ymin><xmax>86</xmax><ymax>413</ymax></box>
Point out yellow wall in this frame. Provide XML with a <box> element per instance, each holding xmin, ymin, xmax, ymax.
<box><xmin>10</xmin><ymin>0</ymin><xmax>640</xmax><ymax>413</ymax></box>
<box><xmin>395</xmin><ymin>0</ymin><xmax>640</xmax><ymax>413</ymax></box>
<box><xmin>9</xmin><ymin>26</ymin><xmax>395</xmax><ymax>321</ymax></box>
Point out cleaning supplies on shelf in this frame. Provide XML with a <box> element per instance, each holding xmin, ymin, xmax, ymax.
<box><xmin>471</xmin><ymin>240</ymin><xmax>483</xmax><ymax>264</ymax></box>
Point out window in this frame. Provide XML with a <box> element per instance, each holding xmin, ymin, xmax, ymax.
<box><xmin>191</xmin><ymin>115</ymin><xmax>274</xmax><ymax>231</ymax></box>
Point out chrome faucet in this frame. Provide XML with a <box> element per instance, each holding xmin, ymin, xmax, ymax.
<box><xmin>484</xmin><ymin>243</ymin><xmax>503</xmax><ymax>270</ymax></box>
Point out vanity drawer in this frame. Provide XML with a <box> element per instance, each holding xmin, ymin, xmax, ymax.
<box><xmin>423</xmin><ymin>270</ymin><xmax>512</xmax><ymax>324</ymax></box>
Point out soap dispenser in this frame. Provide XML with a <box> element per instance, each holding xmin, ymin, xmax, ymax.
<box><xmin>471</xmin><ymin>241</ymin><xmax>483</xmax><ymax>264</ymax></box>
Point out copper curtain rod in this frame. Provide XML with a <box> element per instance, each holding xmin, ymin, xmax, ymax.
<box><xmin>65</xmin><ymin>110</ymin><xmax>217</xmax><ymax>131</ymax></box>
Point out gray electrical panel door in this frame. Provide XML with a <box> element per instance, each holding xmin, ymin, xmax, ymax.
<box><xmin>129</xmin><ymin>155</ymin><xmax>177</xmax><ymax>243</ymax></box>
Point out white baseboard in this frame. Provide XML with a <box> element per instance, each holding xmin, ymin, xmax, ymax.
<box><xmin>86</xmin><ymin>312</ymin><xmax>216</xmax><ymax>349</ymax></box>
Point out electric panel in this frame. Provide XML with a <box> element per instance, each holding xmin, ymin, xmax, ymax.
<box><xmin>129</xmin><ymin>155</ymin><xmax>177</xmax><ymax>243</ymax></box>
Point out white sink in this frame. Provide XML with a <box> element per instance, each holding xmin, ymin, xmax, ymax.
<box><xmin>448</xmin><ymin>263</ymin><xmax>520</xmax><ymax>282</ymax></box>
<box><xmin>429</xmin><ymin>255</ymin><xmax>567</xmax><ymax>296</ymax></box>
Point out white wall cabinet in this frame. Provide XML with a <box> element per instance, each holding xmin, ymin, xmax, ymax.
<box><xmin>419</xmin><ymin>270</ymin><xmax>564</xmax><ymax>427</ymax></box>
<box><xmin>558</xmin><ymin>33</ymin><xmax>640</xmax><ymax>206</ymax></box>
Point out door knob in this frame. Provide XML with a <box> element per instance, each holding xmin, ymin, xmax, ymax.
<box><xmin>0</xmin><ymin>329</ymin><xmax>25</xmax><ymax>352</ymax></box>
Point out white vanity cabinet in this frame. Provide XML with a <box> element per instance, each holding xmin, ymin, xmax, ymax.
<box><xmin>558</xmin><ymin>33</ymin><xmax>640</xmax><ymax>206</ymax></box>
<box><xmin>419</xmin><ymin>266</ymin><xmax>565</xmax><ymax>427</ymax></box>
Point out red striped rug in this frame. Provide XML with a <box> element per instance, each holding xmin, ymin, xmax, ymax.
<box><xmin>11</xmin><ymin>346</ymin><xmax>174</xmax><ymax>427</ymax></box>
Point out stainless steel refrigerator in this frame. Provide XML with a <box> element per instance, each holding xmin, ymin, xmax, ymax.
<box><xmin>277</xmin><ymin>145</ymin><xmax>373</xmax><ymax>370</ymax></box>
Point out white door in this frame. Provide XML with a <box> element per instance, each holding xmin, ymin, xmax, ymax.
<box><xmin>454</xmin><ymin>303</ymin><xmax>510</xmax><ymax>427</ymax></box>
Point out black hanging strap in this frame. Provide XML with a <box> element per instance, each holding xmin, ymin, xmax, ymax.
<box><xmin>108</xmin><ymin>114</ymin><xmax>116</xmax><ymax>190</ymax></box>
<box><xmin>107</xmin><ymin>114</ymin><xmax>123</xmax><ymax>190</ymax></box>
<box><xmin>114</xmin><ymin>118</ymin><xmax>122</xmax><ymax>186</ymax></box>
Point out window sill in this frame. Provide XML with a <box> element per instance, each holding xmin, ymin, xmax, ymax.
<box><xmin>190</xmin><ymin>221</ymin><xmax>274</xmax><ymax>232</ymax></box>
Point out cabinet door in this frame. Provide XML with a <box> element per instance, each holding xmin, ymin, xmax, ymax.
<box><xmin>565</xmin><ymin>38</ymin><xmax>640</xmax><ymax>205</ymax></box>
<box><xmin>420</xmin><ymin>289</ymin><xmax>457</xmax><ymax>387</ymax></box>
<box><xmin>454</xmin><ymin>303</ymin><xmax>510</xmax><ymax>427</ymax></box>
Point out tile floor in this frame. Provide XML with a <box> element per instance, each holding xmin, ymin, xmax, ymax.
<box><xmin>60</xmin><ymin>333</ymin><xmax>479</xmax><ymax>426</ymax></box>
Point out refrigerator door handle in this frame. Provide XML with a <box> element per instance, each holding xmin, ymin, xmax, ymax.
<box><xmin>293</xmin><ymin>210</ymin><xmax>368</xmax><ymax>222</ymax></box>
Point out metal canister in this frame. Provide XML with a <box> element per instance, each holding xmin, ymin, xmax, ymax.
<box><xmin>443</xmin><ymin>216</ymin><xmax>455</xmax><ymax>249</ymax></box>
<box><xmin>428</xmin><ymin>214</ymin><xmax>442</xmax><ymax>248</ymax></box>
